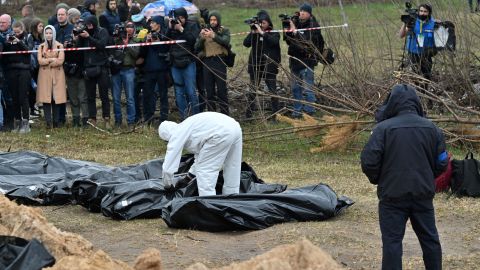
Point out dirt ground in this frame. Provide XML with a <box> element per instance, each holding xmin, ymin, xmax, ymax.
<box><xmin>39</xmin><ymin>193</ymin><xmax>480</xmax><ymax>270</ymax></box>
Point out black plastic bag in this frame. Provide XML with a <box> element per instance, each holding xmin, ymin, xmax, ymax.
<box><xmin>451</xmin><ymin>152</ymin><xmax>480</xmax><ymax>197</ymax></box>
<box><xmin>0</xmin><ymin>236</ymin><xmax>55</xmax><ymax>270</ymax></box>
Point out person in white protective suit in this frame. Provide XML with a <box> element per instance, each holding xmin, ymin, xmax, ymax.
<box><xmin>158</xmin><ymin>112</ymin><xmax>243</xmax><ymax>196</ymax></box>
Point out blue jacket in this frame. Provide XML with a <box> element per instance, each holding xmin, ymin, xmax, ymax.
<box><xmin>139</xmin><ymin>32</ymin><xmax>170</xmax><ymax>72</ymax></box>
<box><xmin>54</xmin><ymin>23</ymin><xmax>74</xmax><ymax>45</ymax></box>
<box><xmin>361</xmin><ymin>84</ymin><xmax>448</xmax><ymax>201</ymax></box>
<box><xmin>406</xmin><ymin>17</ymin><xmax>436</xmax><ymax>54</ymax></box>
<box><xmin>99</xmin><ymin>10</ymin><xmax>121</xmax><ymax>36</ymax></box>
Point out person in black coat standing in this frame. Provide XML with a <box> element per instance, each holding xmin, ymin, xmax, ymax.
<box><xmin>243</xmin><ymin>10</ymin><xmax>281</xmax><ymax>119</ymax></box>
<box><xmin>361</xmin><ymin>84</ymin><xmax>448</xmax><ymax>270</ymax></box>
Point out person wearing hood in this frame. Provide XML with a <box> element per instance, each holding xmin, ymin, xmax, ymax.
<box><xmin>399</xmin><ymin>4</ymin><xmax>436</xmax><ymax>95</ymax></box>
<box><xmin>2</xmin><ymin>20</ymin><xmax>31</xmax><ymax>133</ymax></box>
<box><xmin>361</xmin><ymin>84</ymin><xmax>447</xmax><ymax>270</ymax></box>
<box><xmin>243</xmin><ymin>10</ymin><xmax>281</xmax><ymax>119</ymax></box>
<box><xmin>166</xmin><ymin>7</ymin><xmax>201</xmax><ymax>120</ymax></box>
<box><xmin>99</xmin><ymin>0</ymin><xmax>121</xmax><ymax>36</ymax></box>
<box><xmin>75</xmin><ymin>15</ymin><xmax>111</xmax><ymax>127</ymax></box>
<box><xmin>284</xmin><ymin>3</ymin><xmax>324</xmax><ymax>118</ymax></box>
<box><xmin>194</xmin><ymin>10</ymin><xmax>231</xmax><ymax>115</ymax></box>
<box><xmin>37</xmin><ymin>25</ymin><xmax>66</xmax><ymax>129</ymax></box>
<box><xmin>158</xmin><ymin>112</ymin><xmax>242</xmax><ymax>196</ymax></box>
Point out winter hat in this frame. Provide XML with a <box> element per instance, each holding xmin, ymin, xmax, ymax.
<box><xmin>257</xmin><ymin>9</ymin><xmax>273</xmax><ymax>27</ymax></box>
<box><xmin>151</xmin><ymin>15</ymin><xmax>164</xmax><ymax>25</ymax></box>
<box><xmin>84</xmin><ymin>0</ymin><xmax>98</xmax><ymax>9</ymax></box>
<box><xmin>174</xmin><ymin>7</ymin><xmax>188</xmax><ymax>19</ymax></box>
<box><xmin>84</xmin><ymin>15</ymin><xmax>98</xmax><ymax>28</ymax></box>
<box><xmin>158</xmin><ymin>121</ymin><xmax>179</xmax><ymax>141</ymax></box>
<box><xmin>299</xmin><ymin>3</ymin><xmax>313</xmax><ymax>15</ymax></box>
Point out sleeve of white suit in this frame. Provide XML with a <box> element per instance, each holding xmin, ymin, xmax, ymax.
<box><xmin>162</xmin><ymin>128</ymin><xmax>191</xmax><ymax>186</ymax></box>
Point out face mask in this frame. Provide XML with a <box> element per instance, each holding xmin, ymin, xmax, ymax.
<box><xmin>418</xmin><ymin>14</ymin><xmax>428</xmax><ymax>21</ymax></box>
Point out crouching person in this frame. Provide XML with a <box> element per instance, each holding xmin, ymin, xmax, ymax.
<box><xmin>158</xmin><ymin>112</ymin><xmax>242</xmax><ymax>196</ymax></box>
<box><xmin>37</xmin><ymin>25</ymin><xmax>66</xmax><ymax>129</ymax></box>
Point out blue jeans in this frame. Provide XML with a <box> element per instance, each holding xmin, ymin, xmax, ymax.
<box><xmin>111</xmin><ymin>68</ymin><xmax>136</xmax><ymax>124</ymax></box>
<box><xmin>171</xmin><ymin>62</ymin><xmax>199</xmax><ymax>119</ymax></box>
<box><xmin>0</xmin><ymin>89</ymin><xmax>3</xmax><ymax>127</ymax></box>
<box><xmin>291</xmin><ymin>67</ymin><xmax>316</xmax><ymax>116</ymax></box>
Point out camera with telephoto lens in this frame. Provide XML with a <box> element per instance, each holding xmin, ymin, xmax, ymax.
<box><xmin>113</xmin><ymin>23</ymin><xmax>127</xmax><ymax>38</ymax></box>
<box><xmin>244</xmin><ymin>16</ymin><xmax>258</xmax><ymax>30</ymax></box>
<box><xmin>150</xmin><ymin>31</ymin><xmax>161</xmax><ymax>41</ymax></box>
<box><xmin>64</xmin><ymin>37</ymin><xmax>75</xmax><ymax>48</ymax></box>
<box><xmin>400</xmin><ymin>1</ymin><xmax>418</xmax><ymax>29</ymax></box>
<box><xmin>278</xmin><ymin>12</ymin><xmax>299</xmax><ymax>29</ymax></box>
<box><xmin>6</xmin><ymin>34</ymin><xmax>16</xmax><ymax>42</ymax></box>
<box><xmin>73</xmin><ymin>21</ymin><xmax>87</xmax><ymax>36</ymax></box>
<box><xmin>168</xmin><ymin>10</ymin><xmax>180</xmax><ymax>27</ymax></box>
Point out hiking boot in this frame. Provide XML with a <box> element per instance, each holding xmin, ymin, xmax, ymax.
<box><xmin>18</xmin><ymin>119</ymin><xmax>31</xmax><ymax>134</ymax></box>
<box><xmin>72</xmin><ymin>117</ymin><xmax>81</xmax><ymax>128</ymax></box>
<box><xmin>82</xmin><ymin>118</ymin><xmax>89</xmax><ymax>128</ymax></box>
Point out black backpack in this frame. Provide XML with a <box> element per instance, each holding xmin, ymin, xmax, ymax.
<box><xmin>451</xmin><ymin>152</ymin><xmax>480</xmax><ymax>197</ymax></box>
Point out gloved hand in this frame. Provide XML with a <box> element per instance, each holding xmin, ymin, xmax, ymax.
<box><xmin>175</xmin><ymin>173</ymin><xmax>195</xmax><ymax>189</ymax></box>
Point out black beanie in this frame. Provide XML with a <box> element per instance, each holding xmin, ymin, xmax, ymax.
<box><xmin>174</xmin><ymin>7</ymin><xmax>188</xmax><ymax>19</ymax></box>
<box><xmin>299</xmin><ymin>3</ymin><xmax>313</xmax><ymax>15</ymax></box>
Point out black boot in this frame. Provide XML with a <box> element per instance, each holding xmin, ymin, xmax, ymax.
<box><xmin>82</xmin><ymin>118</ymin><xmax>89</xmax><ymax>128</ymax></box>
<box><xmin>72</xmin><ymin>117</ymin><xmax>80</xmax><ymax>128</ymax></box>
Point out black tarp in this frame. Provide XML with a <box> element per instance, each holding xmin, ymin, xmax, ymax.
<box><xmin>0</xmin><ymin>151</ymin><xmax>354</xmax><ymax>231</ymax></box>
<box><xmin>0</xmin><ymin>236</ymin><xmax>55</xmax><ymax>270</ymax></box>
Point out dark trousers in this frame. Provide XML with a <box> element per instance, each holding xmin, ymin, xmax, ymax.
<box><xmin>143</xmin><ymin>70</ymin><xmax>168</xmax><ymax>122</ymax></box>
<box><xmin>379</xmin><ymin>199</ymin><xmax>442</xmax><ymax>270</ymax></box>
<box><xmin>85</xmin><ymin>67</ymin><xmax>110</xmax><ymax>119</ymax></box>
<box><xmin>196</xmin><ymin>60</ymin><xmax>206</xmax><ymax>112</ymax></box>
<box><xmin>43</xmin><ymin>101</ymin><xmax>60</xmax><ymax>126</ymax></box>
<box><xmin>247</xmin><ymin>69</ymin><xmax>278</xmax><ymax>117</ymax></box>
<box><xmin>203</xmin><ymin>56</ymin><xmax>228</xmax><ymax>115</ymax></box>
<box><xmin>6</xmin><ymin>69</ymin><xmax>31</xmax><ymax>120</ymax></box>
<box><xmin>134</xmin><ymin>77</ymin><xmax>144</xmax><ymax>123</ymax></box>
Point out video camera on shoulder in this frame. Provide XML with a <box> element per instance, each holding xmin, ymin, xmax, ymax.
<box><xmin>113</xmin><ymin>23</ymin><xmax>127</xmax><ymax>38</ymax></box>
<box><xmin>400</xmin><ymin>1</ymin><xmax>418</xmax><ymax>29</ymax></box>
<box><xmin>278</xmin><ymin>12</ymin><xmax>299</xmax><ymax>29</ymax></box>
<box><xmin>244</xmin><ymin>16</ymin><xmax>258</xmax><ymax>30</ymax></box>
<box><xmin>73</xmin><ymin>20</ymin><xmax>87</xmax><ymax>36</ymax></box>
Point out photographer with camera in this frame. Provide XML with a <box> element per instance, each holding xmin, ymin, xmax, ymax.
<box><xmin>166</xmin><ymin>7</ymin><xmax>201</xmax><ymax>120</ymax></box>
<box><xmin>283</xmin><ymin>3</ymin><xmax>324</xmax><ymax>118</ymax></box>
<box><xmin>2</xmin><ymin>21</ymin><xmax>32</xmax><ymax>133</ymax></box>
<box><xmin>399</xmin><ymin>3</ymin><xmax>436</xmax><ymax>95</ymax></box>
<box><xmin>110</xmin><ymin>21</ymin><xmax>139</xmax><ymax>128</ymax></box>
<box><xmin>0</xmin><ymin>14</ymin><xmax>14</xmax><ymax>131</ymax></box>
<box><xmin>243</xmin><ymin>10</ymin><xmax>281</xmax><ymax>119</ymax></box>
<box><xmin>137</xmin><ymin>16</ymin><xmax>170</xmax><ymax>124</ymax></box>
<box><xmin>194</xmin><ymin>10</ymin><xmax>231</xmax><ymax>115</ymax></box>
<box><xmin>75</xmin><ymin>15</ymin><xmax>111</xmax><ymax>128</ymax></box>
<box><xmin>63</xmin><ymin>9</ymin><xmax>88</xmax><ymax>128</ymax></box>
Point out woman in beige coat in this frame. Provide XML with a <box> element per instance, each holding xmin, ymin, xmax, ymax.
<box><xmin>37</xmin><ymin>25</ymin><xmax>66</xmax><ymax>128</ymax></box>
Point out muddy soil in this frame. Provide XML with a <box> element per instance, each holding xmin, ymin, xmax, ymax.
<box><xmin>39</xmin><ymin>194</ymin><xmax>480</xmax><ymax>270</ymax></box>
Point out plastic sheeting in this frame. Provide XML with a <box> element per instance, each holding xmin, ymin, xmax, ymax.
<box><xmin>0</xmin><ymin>151</ymin><xmax>354</xmax><ymax>231</ymax></box>
<box><xmin>0</xmin><ymin>236</ymin><xmax>55</xmax><ymax>270</ymax></box>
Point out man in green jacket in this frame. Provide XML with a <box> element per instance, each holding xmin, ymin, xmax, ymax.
<box><xmin>194</xmin><ymin>11</ymin><xmax>231</xmax><ymax>115</ymax></box>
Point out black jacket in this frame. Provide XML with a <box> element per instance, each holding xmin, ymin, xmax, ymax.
<box><xmin>284</xmin><ymin>16</ymin><xmax>324</xmax><ymax>71</ymax></box>
<box><xmin>361</xmin><ymin>84</ymin><xmax>448</xmax><ymax>201</ymax></box>
<box><xmin>166</xmin><ymin>20</ymin><xmax>200</xmax><ymax>68</ymax></box>
<box><xmin>77</xmin><ymin>24</ymin><xmax>109</xmax><ymax>67</ymax></box>
<box><xmin>243</xmin><ymin>29</ymin><xmax>281</xmax><ymax>75</ymax></box>
<box><xmin>2</xmin><ymin>32</ymin><xmax>30</xmax><ymax>70</ymax></box>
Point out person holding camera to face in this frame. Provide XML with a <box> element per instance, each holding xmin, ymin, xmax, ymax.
<box><xmin>399</xmin><ymin>4</ymin><xmax>436</xmax><ymax>96</ymax></box>
<box><xmin>166</xmin><ymin>7</ymin><xmax>201</xmax><ymax>120</ymax></box>
<box><xmin>2</xmin><ymin>21</ymin><xmax>32</xmax><ymax>133</ymax></box>
<box><xmin>194</xmin><ymin>10</ymin><xmax>231</xmax><ymax>115</ymax></box>
<box><xmin>137</xmin><ymin>16</ymin><xmax>170</xmax><ymax>125</ymax></box>
<box><xmin>110</xmin><ymin>21</ymin><xmax>139</xmax><ymax>128</ymax></box>
<box><xmin>75</xmin><ymin>15</ymin><xmax>111</xmax><ymax>127</ymax></box>
<box><xmin>243</xmin><ymin>10</ymin><xmax>281</xmax><ymax>120</ymax></box>
<box><xmin>283</xmin><ymin>3</ymin><xmax>324</xmax><ymax>118</ymax></box>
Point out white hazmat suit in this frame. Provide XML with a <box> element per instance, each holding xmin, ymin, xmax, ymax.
<box><xmin>158</xmin><ymin>112</ymin><xmax>243</xmax><ymax>196</ymax></box>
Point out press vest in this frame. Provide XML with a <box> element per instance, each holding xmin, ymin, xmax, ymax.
<box><xmin>406</xmin><ymin>17</ymin><xmax>435</xmax><ymax>54</ymax></box>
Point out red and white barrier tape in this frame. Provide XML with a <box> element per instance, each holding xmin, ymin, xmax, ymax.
<box><xmin>230</xmin><ymin>23</ymin><xmax>348</xmax><ymax>36</ymax></box>
<box><xmin>0</xmin><ymin>39</ymin><xmax>186</xmax><ymax>55</ymax></box>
